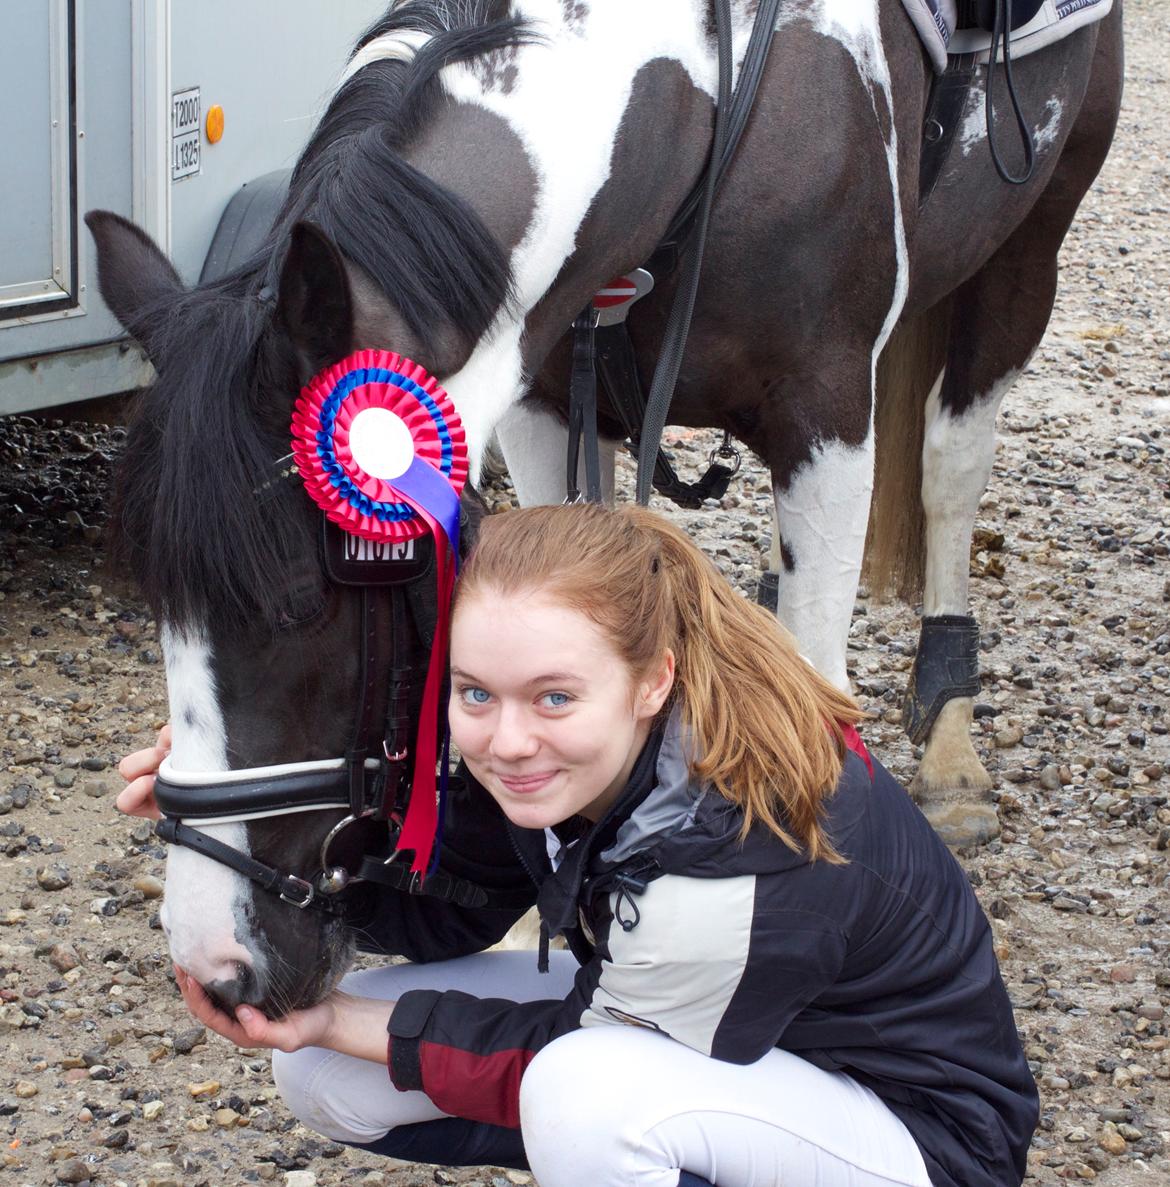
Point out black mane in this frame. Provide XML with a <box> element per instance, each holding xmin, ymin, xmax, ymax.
<box><xmin>112</xmin><ymin>1</ymin><xmax>530</xmax><ymax>630</ymax></box>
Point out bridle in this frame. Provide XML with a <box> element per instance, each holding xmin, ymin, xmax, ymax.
<box><xmin>153</xmin><ymin>519</ymin><xmax>520</xmax><ymax>915</ymax></box>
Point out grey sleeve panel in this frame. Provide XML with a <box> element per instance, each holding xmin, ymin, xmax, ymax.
<box><xmin>580</xmin><ymin>873</ymin><xmax>756</xmax><ymax>1057</ymax></box>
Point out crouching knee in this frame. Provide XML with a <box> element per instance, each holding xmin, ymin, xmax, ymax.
<box><xmin>271</xmin><ymin>1046</ymin><xmax>383</xmax><ymax>1145</ymax></box>
<box><xmin>520</xmin><ymin>1028</ymin><xmax>653</xmax><ymax>1185</ymax></box>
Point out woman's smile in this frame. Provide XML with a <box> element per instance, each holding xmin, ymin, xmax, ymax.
<box><xmin>495</xmin><ymin>769</ymin><xmax>560</xmax><ymax>795</ymax></box>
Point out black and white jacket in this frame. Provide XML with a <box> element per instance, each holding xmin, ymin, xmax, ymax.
<box><xmin>356</xmin><ymin>715</ymin><xmax>1038</xmax><ymax>1187</ymax></box>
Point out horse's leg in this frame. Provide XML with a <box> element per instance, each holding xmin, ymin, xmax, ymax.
<box><xmin>493</xmin><ymin>399</ymin><xmax>617</xmax><ymax>506</ymax></box>
<box><xmin>770</xmin><ymin>389</ymin><xmax>876</xmax><ymax>691</ymax></box>
<box><xmin>907</xmin><ymin>366</ymin><xmax>1010</xmax><ymax>845</ymax></box>
<box><xmin>910</xmin><ymin>20</ymin><xmax>1123</xmax><ymax>845</ymax></box>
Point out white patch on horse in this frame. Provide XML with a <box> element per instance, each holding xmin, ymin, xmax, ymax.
<box><xmin>340</xmin><ymin>27</ymin><xmax>433</xmax><ymax>83</ymax></box>
<box><xmin>921</xmin><ymin>371</ymin><xmax>1017</xmax><ymax>618</ymax></box>
<box><xmin>158</xmin><ymin>626</ymin><xmax>264</xmax><ymax>989</ymax></box>
<box><xmin>495</xmin><ymin>399</ymin><xmax>616</xmax><ymax>506</ymax></box>
<box><xmin>959</xmin><ymin>85</ymin><xmax>988</xmax><ymax>156</ymax></box>
<box><xmin>1033</xmin><ymin>97</ymin><xmax>1064</xmax><ymax>152</ymax></box>
<box><xmin>772</xmin><ymin>437</ymin><xmax>875</xmax><ymax>690</ymax></box>
<box><xmin>342</xmin><ymin>0</ymin><xmax>757</xmax><ymax>472</ymax></box>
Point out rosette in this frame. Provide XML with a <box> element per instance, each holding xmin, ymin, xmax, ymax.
<box><xmin>290</xmin><ymin>348</ymin><xmax>468</xmax><ymax>543</ymax></box>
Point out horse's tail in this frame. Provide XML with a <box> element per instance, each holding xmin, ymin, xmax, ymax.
<box><xmin>863</xmin><ymin>300</ymin><xmax>953</xmax><ymax>601</ymax></box>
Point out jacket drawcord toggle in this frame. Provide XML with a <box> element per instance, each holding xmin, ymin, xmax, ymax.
<box><xmin>613</xmin><ymin>872</ymin><xmax>649</xmax><ymax>932</ymax></box>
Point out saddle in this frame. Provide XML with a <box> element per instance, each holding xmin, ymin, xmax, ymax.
<box><xmin>903</xmin><ymin>0</ymin><xmax>1114</xmax><ymax>73</ymax></box>
<box><xmin>911</xmin><ymin>0</ymin><xmax>1114</xmax><ymax>200</ymax></box>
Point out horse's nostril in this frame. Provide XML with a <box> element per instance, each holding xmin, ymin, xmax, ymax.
<box><xmin>203</xmin><ymin>961</ymin><xmax>257</xmax><ymax>1013</ymax></box>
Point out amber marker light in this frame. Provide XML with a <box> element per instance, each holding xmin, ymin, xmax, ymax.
<box><xmin>205</xmin><ymin>104</ymin><xmax>225</xmax><ymax>144</ymax></box>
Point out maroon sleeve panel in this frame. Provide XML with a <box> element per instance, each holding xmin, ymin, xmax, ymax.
<box><xmin>417</xmin><ymin>1040</ymin><xmax>536</xmax><ymax>1128</ymax></box>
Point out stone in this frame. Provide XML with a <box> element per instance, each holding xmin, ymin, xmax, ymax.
<box><xmin>36</xmin><ymin>864</ymin><xmax>71</xmax><ymax>891</ymax></box>
<box><xmin>13</xmin><ymin>1080</ymin><xmax>37</xmax><ymax>1098</ymax></box>
<box><xmin>171</xmin><ymin>1025</ymin><xmax>205</xmax><ymax>1054</ymax></box>
<box><xmin>284</xmin><ymin>1173</ymin><xmax>318</xmax><ymax>1187</ymax></box>
<box><xmin>46</xmin><ymin>942</ymin><xmax>80</xmax><ymax>972</ymax></box>
<box><xmin>188</xmin><ymin>1079</ymin><xmax>220</xmax><ymax>1097</ymax></box>
<box><xmin>142</xmin><ymin>1099</ymin><xmax>165</xmax><ymax>1121</ymax></box>
<box><xmin>55</xmin><ymin>1159</ymin><xmax>92</xmax><ymax>1184</ymax></box>
<box><xmin>133</xmin><ymin>874</ymin><xmax>164</xmax><ymax>899</ymax></box>
<box><xmin>1099</xmin><ymin>1132</ymin><xmax>1127</xmax><ymax>1155</ymax></box>
<box><xmin>995</xmin><ymin>726</ymin><xmax>1025</xmax><ymax>748</ymax></box>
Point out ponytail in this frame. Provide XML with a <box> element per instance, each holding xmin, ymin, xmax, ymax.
<box><xmin>457</xmin><ymin>503</ymin><xmax>863</xmax><ymax>861</ymax></box>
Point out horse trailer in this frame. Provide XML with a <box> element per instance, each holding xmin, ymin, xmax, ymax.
<box><xmin>0</xmin><ymin>0</ymin><xmax>386</xmax><ymax>415</ymax></box>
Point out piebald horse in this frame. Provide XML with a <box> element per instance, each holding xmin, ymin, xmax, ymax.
<box><xmin>88</xmin><ymin>0</ymin><xmax>1122</xmax><ymax>1015</ymax></box>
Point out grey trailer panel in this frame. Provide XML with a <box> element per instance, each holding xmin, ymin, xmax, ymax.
<box><xmin>0</xmin><ymin>0</ymin><xmax>77</xmax><ymax>319</ymax></box>
<box><xmin>1</xmin><ymin>0</ymin><xmax>385</xmax><ymax>414</ymax></box>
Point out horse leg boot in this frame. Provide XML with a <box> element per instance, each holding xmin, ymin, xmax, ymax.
<box><xmin>493</xmin><ymin>399</ymin><xmax>616</xmax><ymax>506</ymax></box>
<box><xmin>909</xmin><ymin>370</ymin><xmax>1009</xmax><ymax>845</ymax></box>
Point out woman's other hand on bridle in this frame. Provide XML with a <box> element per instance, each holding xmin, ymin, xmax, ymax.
<box><xmin>115</xmin><ymin>723</ymin><xmax>171</xmax><ymax>821</ymax></box>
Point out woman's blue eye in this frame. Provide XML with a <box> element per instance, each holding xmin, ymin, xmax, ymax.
<box><xmin>460</xmin><ymin>687</ymin><xmax>492</xmax><ymax>705</ymax></box>
<box><xmin>541</xmin><ymin>692</ymin><xmax>571</xmax><ymax>708</ymax></box>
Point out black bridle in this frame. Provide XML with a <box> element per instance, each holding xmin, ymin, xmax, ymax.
<box><xmin>153</xmin><ymin>519</ymin><xmax>525</xmax><ymax>915</ymax></box>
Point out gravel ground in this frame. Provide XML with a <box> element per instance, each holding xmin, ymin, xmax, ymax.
<box><xmin>2</xmin><ymin>5</ymin><xmax>1168</xmax><ymax>1185</ymax></box>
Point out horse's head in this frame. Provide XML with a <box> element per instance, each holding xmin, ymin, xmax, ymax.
<box><xmin>88</xmin><ymin>209</ymin><xmax>494</xmax><ymax>1017</ymax></box>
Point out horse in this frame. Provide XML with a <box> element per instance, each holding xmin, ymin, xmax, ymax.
<box><xmin>87</xmin><ymin>0</ymin><xmax>1123</xmax><ymax>1017</ymax></box>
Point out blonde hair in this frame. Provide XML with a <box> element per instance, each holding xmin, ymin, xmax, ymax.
<box><xmin>455</xmin><ymin>503</ymin><xmax>863</xmax><ymax>861</ymax></box>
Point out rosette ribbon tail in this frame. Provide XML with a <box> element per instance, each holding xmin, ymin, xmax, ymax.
<box><xmin>389</xmin><ymin>454</ymin><xmax>461</xmax><ymax>877</ymax></box>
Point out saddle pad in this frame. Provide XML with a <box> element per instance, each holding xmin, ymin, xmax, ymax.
<box><xmin>903</xmin><ymin>0</ymin><xmax>1113</xmax><ymax>74</ymax></box>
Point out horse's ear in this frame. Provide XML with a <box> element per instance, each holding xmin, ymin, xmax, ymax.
<box><xmin>276</xmin><ymin>222</ymin><xmax>354</xmax><ymax>380</ymax></box>
<box><xmin>85</xmin><ymin>211</ymin><xmax>184</xmax><ymax>360</ymax></box>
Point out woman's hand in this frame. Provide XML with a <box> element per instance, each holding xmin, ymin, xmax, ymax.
<box><xmin>174</xmin><ymin>967</ymin><xmax>396</xmax><ymax>1062</ymax></box>
<box><xmin>116</xmin><ymin>723</ymin><xmax>172</xmax><ymax>820</ymax></box>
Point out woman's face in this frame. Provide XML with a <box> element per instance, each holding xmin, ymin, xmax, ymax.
<box><xmin>448</xmin><ymin>588</ymin><xmax>674</xmax><ymax>831</ymax></box>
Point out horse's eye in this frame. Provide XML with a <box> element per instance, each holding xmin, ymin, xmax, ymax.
<box><xmin>274</xmin><ymin>572</ymin><xmax>327</xmax><ymax>631</ymax></box>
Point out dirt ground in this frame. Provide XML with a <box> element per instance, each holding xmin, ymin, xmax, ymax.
<box><xmin>2</xmin><ymin>4</ymin><xmax>1168</xmax><ymax>1186</ymax></box>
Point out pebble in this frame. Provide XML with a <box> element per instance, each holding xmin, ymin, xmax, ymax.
<box><xmin>46</xmin><ymin>942</ymin><xmax>81</xmax><ymax>972</ymax></box>
<box><xmin>283</xmin><ymin>1173</ymin><xmax>318</xmax><ymax>1187</ymax></box>
<box><xmin>188</xmin><ymin>1079</ymin><xmax>220</xmax><ymax>1097</ymax></box>
<box><xmin>171</xmin><ymin>1025</ymin><xmax>205</xmax><ymax>1054</ymax></box>
<box><xmin>13</xmin><ymin>1080</ymin><xmax>38</xmax><ymax>1098</ymax></box>
<box><xmin>55</xmin><ymin>1160</ymin><xmax>92</xmax><ymax>1184</ymax></box>
<box><xmin>142</xmin><ymin>1100</ymin><xmax>165</xmax><ymax>1121</ymax></box>
<box><xmin>133</xmin><ymin>874</ymin><xmax>164</xmax><ymax>899</ymax></box>
<box><xmin>36</xmin><ymin>864</ymin><xmax>72</xmax><ymax>891</ymax></box>
<box><xmin>1099</xmin><ymin>1131</ymin><xmax>1127</xmax><ymax>1155</ymax></box>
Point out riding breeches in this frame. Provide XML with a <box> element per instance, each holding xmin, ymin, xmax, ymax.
<box><xmin>271</xmin><ymin>952</ymin><xmax>932</xmax><ymax>1187</ymax></box>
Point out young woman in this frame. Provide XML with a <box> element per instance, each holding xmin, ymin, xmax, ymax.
<box><xmin>119</xmin><ymin>503</ymin><xmax>1038</xmax><ymax>1187</ymax></box>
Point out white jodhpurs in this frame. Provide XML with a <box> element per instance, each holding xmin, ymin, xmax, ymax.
<box><xmin>272</xmin><ymin>952</ymin><xmax>931</xmax><ymax>1187</ymax></box>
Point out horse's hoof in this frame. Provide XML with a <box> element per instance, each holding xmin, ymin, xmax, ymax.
<box><xmin>914</xmin><ymin>793</ymin><xmax>1001</xmax><ymax>848</ymax></box>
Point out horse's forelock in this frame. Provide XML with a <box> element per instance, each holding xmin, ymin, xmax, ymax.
<box><xmin>111</xmin><ymin>280</ymin><xmax>311</xmax><ymax>631</ymax></box>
